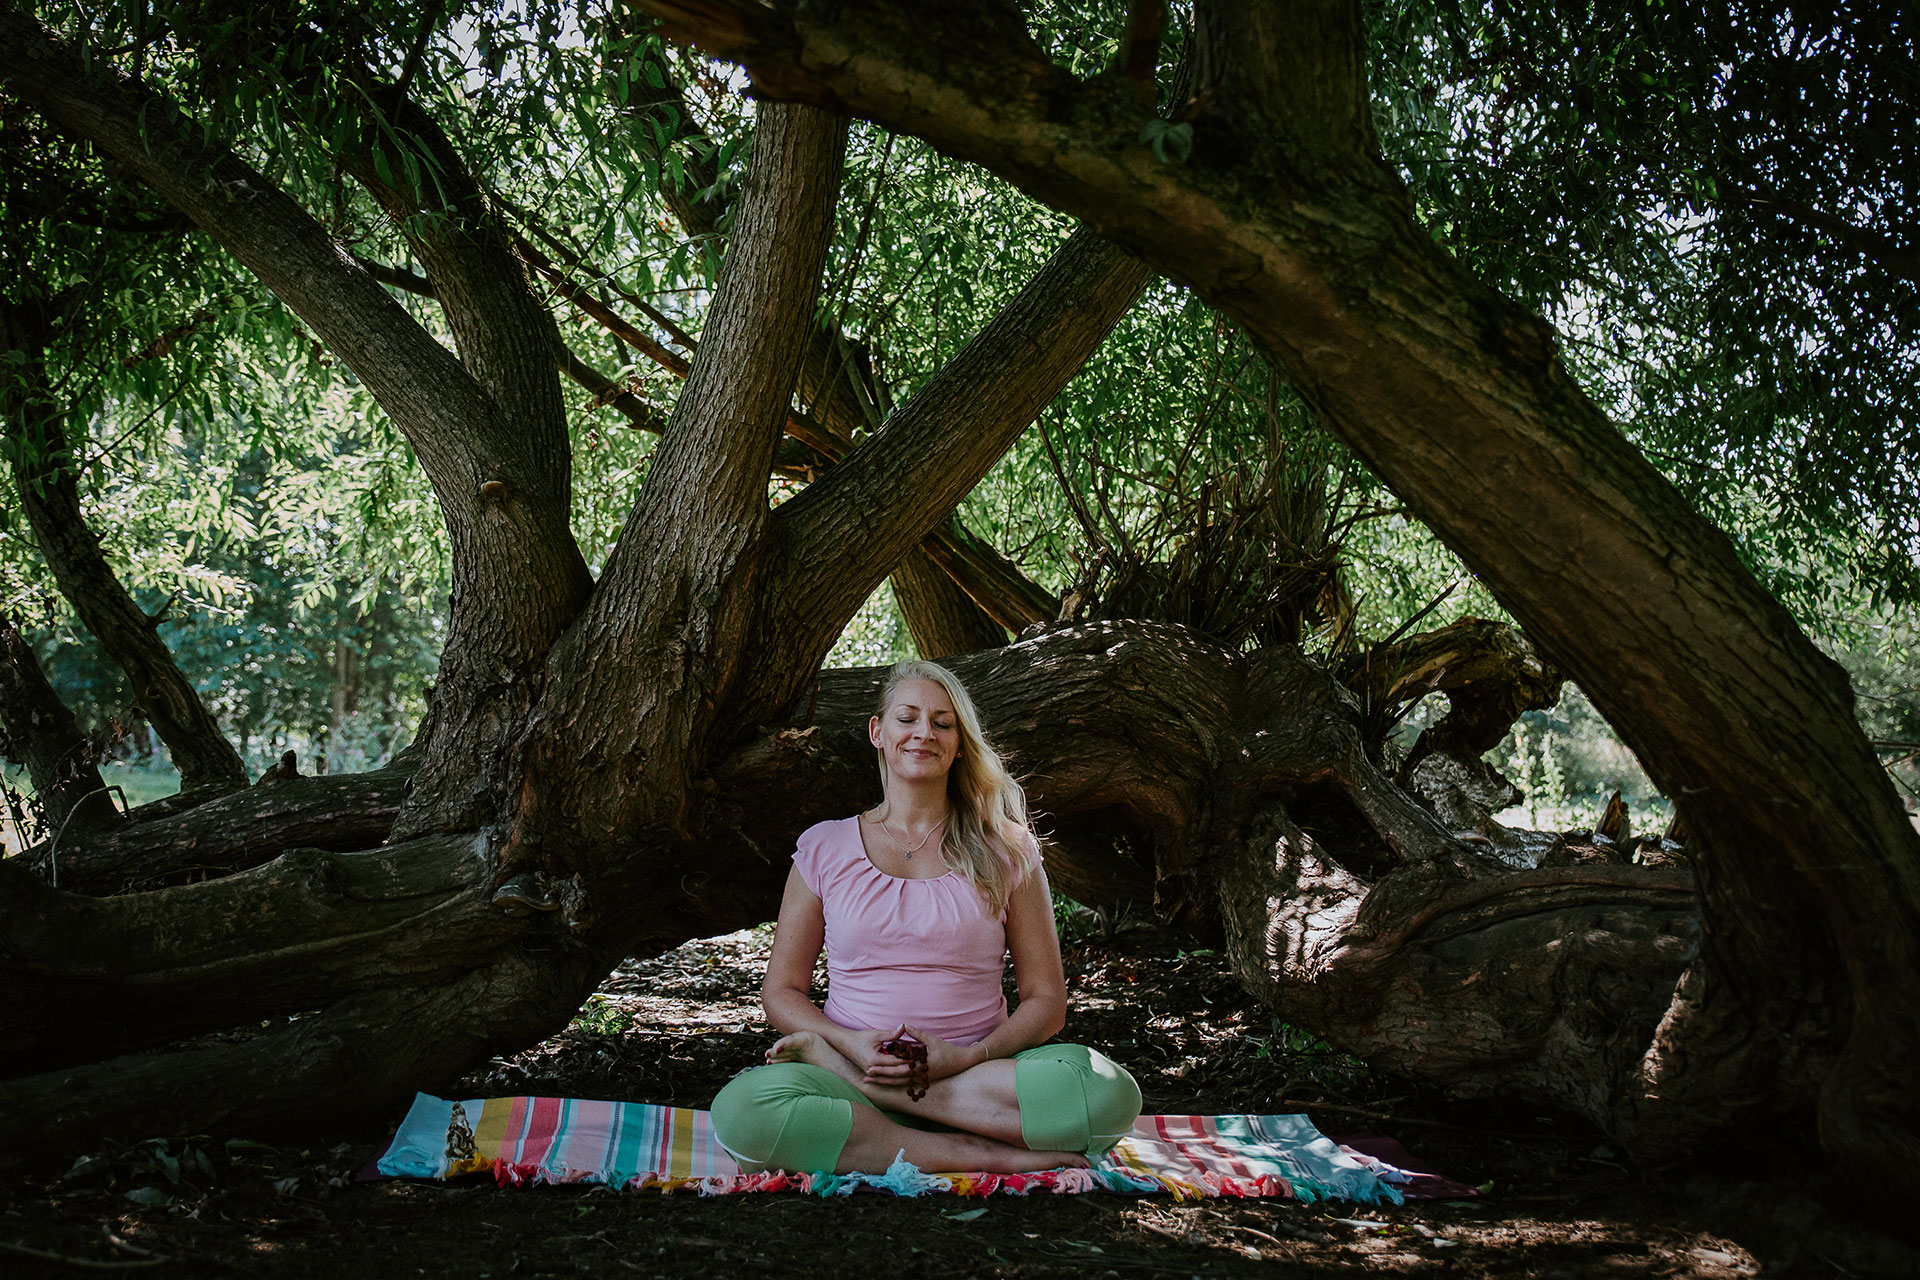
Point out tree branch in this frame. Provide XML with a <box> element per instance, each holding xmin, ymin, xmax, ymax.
<box><xmin>334</xmin><ymin>79</ymin><xmax>573</xmax><ymax>489</ymax></box>
<box><xmin>746</xmin><ymin>224</ymin><xmax>1150</xmax><ymax>710</ymax></box>
<box><xmin>1722</xmin><ymin>177</ymin><xmax>1920</xmax><ymax>286</ymax></box>
<box><xmin>1113</xmin><ymin>0</ymin><xmax>1166</xmax><ymax>100</ymax></box>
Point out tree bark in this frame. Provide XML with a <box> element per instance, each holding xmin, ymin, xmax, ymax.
<box><xmin>638</xmin><ymin>0</ymin><xmax>1920</xmax><ymax>1181</ymax></box>
<box><xmin>1</xmin><ymin>297</ymin><xmax>247</xmax><ymax>795</ymax></box>
<box><xmin>26</xmin><ymin>764</ymin><xmax>409</xmax><ymax>896</ymax></box>
<box><xmin>890</xmin><ymin>545</ymin><xmax>1008</xmax><ymax>658</ymax></box>
<box><xmin>0</xmin><ymin>614</ymin><xmax>124</xmax><ymax>841</ymax></box>
<box><xmin>1343</xmin><ymin>616</ymin><xmax>1565</xmax><ymax>769</ymax></box>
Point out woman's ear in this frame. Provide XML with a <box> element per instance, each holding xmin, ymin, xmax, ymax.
<box><xmin>868</xmin><ymin>714</ymin><xmax>883</xmax><ymax>749</ymax></box>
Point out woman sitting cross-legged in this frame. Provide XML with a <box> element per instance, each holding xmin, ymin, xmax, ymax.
<box><xmin>710</xmin><ymin>660</ymin><xmax>1142</xmax><ymax>1175</ymax></box>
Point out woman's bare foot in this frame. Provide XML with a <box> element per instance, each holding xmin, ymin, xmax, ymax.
<box><xmin>765</xmin><ymin>1031</ymin><xmax>866</xmax><ymax>1089</ymax></box>
<box><xmin>835</xmin><ymin>1105</ymin><xmax>1091</xmax><ymax>1175</ymax></box>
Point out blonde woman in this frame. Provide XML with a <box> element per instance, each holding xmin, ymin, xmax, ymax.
<box><xmin>710</xmin><ymin>660</ymin><xmax>1141</xmax><ymax>1174</ymax></box>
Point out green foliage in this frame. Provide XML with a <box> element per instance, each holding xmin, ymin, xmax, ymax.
<box><xmin>570</xmin><ymin>993</ymin><xmax>630</xmax><ymax>1037</ymax></box>
<box><xmin>1493</xmin><ymin>688</ymin><xmax>1670</xmax><ymax>832</ymax></box>
<box><xmin>1138</xmin><ymin>119</ymin><xmax>1194</xmax><ymax>164</ymax></box>
<box><xmin>1827</xmin><ymin>604</ymin><xmax>1920</xmax><ymax>813</ymax></box>
<box><xmin>825</xmin><ymin>579</ymin><xmax>911</xmax><ymax>670</ymax></box>
<box><xmin>1246</xmin><ymin>1015</ymin><xmax>1370</xmax><ymax>1092</ymax></box>
<box><xmin>1371</xmin><ymin>0</ymin><xmax>1920</xmax><ymax>611</ymax></box>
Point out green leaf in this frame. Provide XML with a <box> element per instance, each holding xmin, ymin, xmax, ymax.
<box><xmin>1138</xmin><ymin>119</ymin><xmax>1193</xmax><ymax>164</ymax></box>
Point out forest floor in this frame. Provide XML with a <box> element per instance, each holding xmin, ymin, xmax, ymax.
<box><xmin>4</xmin><ymin>919</ymin><xmax>1915</xmax><ymax>1278</ymax></box>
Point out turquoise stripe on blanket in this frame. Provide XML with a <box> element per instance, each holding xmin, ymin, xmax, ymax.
<box><xmin>374</xmin><ymin>1093</ymin><xmax>1411</xmax><ymax>1202</ymax></box>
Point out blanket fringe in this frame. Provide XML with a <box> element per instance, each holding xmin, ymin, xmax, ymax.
<box><xmin>466</xmin><ymin>1157</ymin><xmax>1398</xmax><ymax>1203</ymax></box>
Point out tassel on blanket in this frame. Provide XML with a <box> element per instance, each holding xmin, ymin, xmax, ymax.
<box><xmin>864</xmin><ymin>1152</ymin><xmax>952</xmax><ymax>1197</ymax></box>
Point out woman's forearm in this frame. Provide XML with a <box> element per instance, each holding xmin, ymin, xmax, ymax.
<box><xmin>763</xmin><ymin>984</ymin><xmax>863</xmax><ymax>1056</ymax></box>
<box><xmin>967</xmin><ymin>991</ymin><xmax>1067</xmax><ymax>1065</ymax></box>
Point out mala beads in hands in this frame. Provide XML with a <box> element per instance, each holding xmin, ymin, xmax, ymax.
<box><xmin>881</xmin><ymin>1035</ymin><xmax>930</xmax><ymax>1100</ymax></box>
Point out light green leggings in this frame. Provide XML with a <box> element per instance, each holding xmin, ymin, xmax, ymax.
<box><xmin>709</xmin><ymin>1043</ymin><xmax>1141</xmax><ymax>1173</ymax></box>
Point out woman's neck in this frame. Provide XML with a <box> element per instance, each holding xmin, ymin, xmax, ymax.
<box><xmin>876</xmin><ymin>779</ymin><xmax>949</xmax><ymax>828</ymax></box>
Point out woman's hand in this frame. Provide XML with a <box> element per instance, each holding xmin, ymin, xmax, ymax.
<box><xmin>830</xmin><ymin>1026</ymin><xmax>918</xmax><ymax>1085</ymax></box>
<box><xmin>877</xmin><ymin>1023</ymin><xmax>985</xmax><ymax>1086</ymax></box>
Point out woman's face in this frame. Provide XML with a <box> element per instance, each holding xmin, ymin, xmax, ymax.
<box><xmin>869</xmin><ymin>677</ymin><xmax>962</xmax><ymax>785</ymax></box>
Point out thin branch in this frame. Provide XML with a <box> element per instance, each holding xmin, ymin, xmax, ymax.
<box><xmin>393</xmin><ymin>0</ymin><xmax>446</xmax><ymax>101</ymax></box>
<box><xmin>1038</xmin><ymin>416</ymin><xmax>1114</xmax><ymax>562</ymax></box>
<box><xmin>354</xmin><ymin>256</ymin><xmax>435</xmax><ymax>296</ymax></box>
<box><xmin>1722</xmin><ymin>178</ymin><xmax>1920</xmax><ymax>287</ymax></box>
<box><xmin>122</xmin><ymin>305</ymin><xmax>217</xmax><ymax>368</ymax></box>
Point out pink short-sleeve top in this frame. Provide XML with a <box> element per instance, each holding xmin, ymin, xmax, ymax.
<box><xmin>792</xmin><ymin>816</ymin><xmax>1023</xmax><ymax>1046</ymax></box>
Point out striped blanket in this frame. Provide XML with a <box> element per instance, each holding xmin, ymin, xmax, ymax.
<box><xmin>374</xmin><ymin>1093</ymin><xmax>1432</xmax><ymax>1203</ymax></box>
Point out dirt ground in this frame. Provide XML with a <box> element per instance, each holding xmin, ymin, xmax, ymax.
<box><xmin>4</xmin><ymin>919</ymin><xmax>1915</xmax><ymax>1278</ymax></box>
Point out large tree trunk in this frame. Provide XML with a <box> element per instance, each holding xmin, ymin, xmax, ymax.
<box><xmin>637</xmin><ymin>0</ymin><xmax>1920</xmax><ymax>1184</ymax></box>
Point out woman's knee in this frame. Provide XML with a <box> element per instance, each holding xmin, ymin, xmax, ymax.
<box><xmin>710</xmin><ymin>1062</ymin><xmax>868</xmax><ymax>1172</ymax></box>
<box><xmin>1012</xmin><ymin>1044</ymin><xmax>1142</xmax><ymax>1157</ymax></box>
<box><xmin>1080</xmin><ymin>1048</ymin><xmax>1143</xmax><ymax>1142</ymax></box>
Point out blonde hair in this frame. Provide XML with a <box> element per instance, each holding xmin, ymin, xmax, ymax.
<box><xmin>875</xmin><ymin>660</ymin><xmax>1040</xmax><ymax>914</ymax></box>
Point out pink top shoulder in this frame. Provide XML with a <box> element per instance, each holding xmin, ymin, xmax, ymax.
<box><xmin>792</xmin><ymin>816</ymin><xmax>1023</xmax><ymax>1046</ymax></box>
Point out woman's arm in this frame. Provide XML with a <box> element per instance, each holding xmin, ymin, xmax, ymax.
<box><xmin>762</xmin><ymin>865</ymin><xmax>839</xmax><ymax>1038</ymax></box>
<box><xmin>761</xmin><ymin>865</ymin><xmax>913</xmax><ymax>1080</ymax></box>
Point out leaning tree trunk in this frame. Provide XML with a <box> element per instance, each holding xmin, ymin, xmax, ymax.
<box><xmin>0</xmin><ymin>614</ymin><xmax>125</xmax><ymax>842</ymax></box>
<box><xmin>1</xmin><ymin>298</ymin><xmax>248</xmax><ymax>797</ymax></box>
<box><xmin>638</xmin><ymin>0</ymin><xmax>1920</xmax><ymax>1186</ymax></box>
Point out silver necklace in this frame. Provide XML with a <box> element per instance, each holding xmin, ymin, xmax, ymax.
<box><xmin>880</xmin><ymin>812</ymin><xmax>943</xmax><ymax>860</ymax></box>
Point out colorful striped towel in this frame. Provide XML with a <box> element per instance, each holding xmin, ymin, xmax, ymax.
<box><xmin>374</xmin><ymin>1093</ymin><xmax>1424</xmax><ymax>1203</ymax></box>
